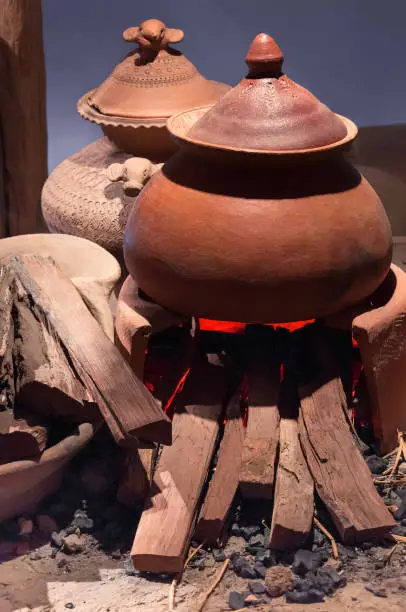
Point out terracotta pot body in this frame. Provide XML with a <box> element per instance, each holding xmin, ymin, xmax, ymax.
<box><xmin>45</xmin><ymin>20</ymin><xmax>229</xmax><ymax>260</ymax></box>
<box><xmin>124</xmin><ymin>34</ymin><xmax>392</xmax><ymax>323</ymax></box>
<box><xmin>42</xmin><ymin>138</ymin><xmax>149</xmax><ymax>263</ymax></box>
<box><xmin>0</xmin><ymin>423</ymin><xmax>94</xmax><ymax>522</ymax></box>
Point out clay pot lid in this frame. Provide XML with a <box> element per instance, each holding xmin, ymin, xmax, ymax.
<box><xmin>78</xmin><ymin>19</ymin><xmax>230</xmax><ymax>127</ymax></box>
<box><xmin>176</xmin><ymin>33</ymin><xmax>355</xmax><ymax>154</ymax></box>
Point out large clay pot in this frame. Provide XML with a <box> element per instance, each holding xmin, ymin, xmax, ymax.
<box><xmin>124</xmin><ymin>34</ymin><xmax>392</xmax><ymax>323</ymax></box>
<box><xmin>0</xmin><ymin>233</ymin><xmax>120</xmax><ymax>339</ymax></box>
<box><xmin>77</xmin><ymin>18</ymin><xmax>229</xmax><ymax>158</ymax></box>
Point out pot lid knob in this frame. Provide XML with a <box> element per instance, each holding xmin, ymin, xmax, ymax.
<box><xmin>245</xmin><ymin>32</ymin><xmax>284</xmax><ymax>76</ymax></box>
<box><xmin>123</xmin><ymin>18</ymin><xmax>184</xmax><ymax>51</ymax></box>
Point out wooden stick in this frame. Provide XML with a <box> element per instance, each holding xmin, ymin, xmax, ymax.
<box><xmin>391</xmin><ymin>534</ymin><xmax>406</xmax><ymax>544</ymax></box>
<box><xmin>389</xmin><ymin>432</ymin><xmax>403</xmax><ymax>478</ymax></box>
<box><xmin>132</xmin><ymin>352</ymin><xmax>228</xmax><ymax>574</ymax></box>
<box><xmin>196</xmin><ymin>558</ymin><xmax>229</xmax><ymax>612</ymax></box>
<box><xmin>270</xmin><ymin>347</ymin><xmax>314</xmax><ymax>550</ymax></box>
<box><xmin>314</xmin><ymin>516</ymin><xmax>339</xmax><ymax>559</ymax></box>
<box><xmin>270</xmin><ymin>416</ymin><xmax>314</xmax><ymax>550</ymax></box>
<box><xmin>184</xmin><ymin>542</ymin><xmax>205</xmax><ymax>569</ymax></box>
<box><xmin>240</xmin><ymin>326</ymin><xmax>281</xmax><ymax>499</ymax></box>
<box><xmin>385</xmin><ymin>543</ymin><xmax>398</xmax><ymax>565</ymax></box>
<box><xmin>168</xmin><ymin>579</ymin><xmax>176</xmax><ymax>612</ymax></box>
<box><xmin>194</xmin><ymin>393</ymin><xmax>245</xmax><ymax>544</ymax></box>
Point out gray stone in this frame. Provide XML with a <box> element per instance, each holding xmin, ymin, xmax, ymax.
<box><xmin>51</xmin><ymin>531</ymin><xmax>64</xmax><ymax>549</ymax></box>
<box><xmin>229</xmin><ymin>591</ymin><xmax>245</xmax><ymax>610</ymax></box>
<box><xmin>394</xmin><ymin>501</ymin><xmax>406</xmax><ymax>521</ymax></box>
<box><xmin>253</xmin><ymin>562</ymin><xmax>266</xmax><ymax>579</ymax></box>
<box><xmin>213</xmin><ymin>549</ymin><xmax>226</xmax><ymax>562</ymax></box>
<box><xmin>366</xmin><ymin>455</ymin><xmax>387</xmax><ymax>475</ymax></box>
<box><xmin>240</xmin><ymin>525</ymin><xmax>261</xmax><ymax>541</ymax></box>
<box><xmin>248</xmin><ymin>581</ymin><xmax>266</xmax><ymax>595</ymax></box>
<box><xmin>292</xmin><ymin>549</ymin><xmax>323</xmax><ymax>575</ymax></box>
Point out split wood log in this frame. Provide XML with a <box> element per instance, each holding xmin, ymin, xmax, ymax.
<box><xmin>131</xmin><ymin>351</ymin><xmax>229</xmax><ymax>574</ymax></box>
<box><xmin>0</xmin><ymin>0</ymin><xmax>47</xmax><ymax>235</ymax></box>
<box><xmin>297</xmin><ymin>325</ymin><xmax>396</xmax><ymax>544</ymax></box>
<box><xmin>0</xmin><ymin>414</ymin><xmax>49</xmax><ymax>463</ymax></box>
<box><xmin>239</xmin><ymin>326</ymin><xmax>282</xmax><ymax>499</ymax></box>
<box><xmin>116</xmin><ymin>448</ymin><xmax>155</xmax><ymax>507</ymax></box>
<box><xmin>8</xmin><ymin>255</ymin><xmax>171</xmax><ymax>447</ymax></box>
<box><xmin>12</xmin><ymin>279</ymin><xmax>99</xmax><ymax>424</ymax></box>
<box><xmin>270</xmin><ymin>418</ymin><xmax>314</xmax><ymax>549</ymax></box>
<box><xmin>0</xmin><ymin>267</ymin><xmax>14</xmax><ymax>411</ymax></box>
<box><xmin>194</xmin><ymin>392</ymin><xmax>245</xmax><ymax>545</ymax></box>
<box><xmin>270</xmin><ymin>357</ymin><xmax>314</xmax><ymax>550</ymax></box>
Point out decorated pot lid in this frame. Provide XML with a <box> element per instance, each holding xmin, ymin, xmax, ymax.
<box><xmin>186</xmin><ymin>33</ymin><xmax>350</xmax><ymax>152</ymax></box>
<box><xmin>78</xmin><ymin>19</ymin><xmax>229</xmax><ymax>126</ymax></box>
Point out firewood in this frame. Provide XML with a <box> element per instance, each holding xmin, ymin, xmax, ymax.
<box><xmin>0</xmin><ymin>267</ymin><xmax>15</xmax><ymax>412</ymax></box>
<box><xmin>8</xmin><ymin>255</ymin><xmax>171</xmax><ymax>447</ymax></box>
<box><xmin>0</xmin><ymin>414</ymin><xmax>49</xmax><ymax>463</ymax></box>
<box><xmin>0</xmin><ymin>0</ymin><xmax>47</xmax><ymax>235</ymax></box>
<box><xmin>239</xmin><ymin>326</ymin><xmax>282</xmax><ymax>499</ymax></box>
<box><xmin>116</xmin><ymin>448</ymin><xmax>155</xmax><ymax>507</ymax></box>
<box><xmin>12</xmin><ymin>279</ymin><xmax>99</xmax><ymax>423</ymax></box>
<box><xmin>269</xmin><ymin>361</ymin><xmax>314</xmax><ymax>549</ymax></box>
<box><xmin>194</xmin><ymin>392</ymin><xmax>245</xmax><ymax>544</ymax></box>
<box><xmin>131</xmin><ymin>351</ymin><xmax>228</xmax><ymax>574</ymax></box>
<box><xmin>297</xmin><ymin>325</ymin><xmax>396</xmax><ymax>544</ymax></box>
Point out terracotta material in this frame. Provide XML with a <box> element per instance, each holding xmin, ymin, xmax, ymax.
<box><xmin>115</xmin><ymin>275</ymin><xmax>186</xmax><ymax>380</ymax></box>
<box><xmin>353</xmin><ymin>264</ymin><xmax>406</xmax><ymax>453</ymax></box>
<box><xmin>78</xmin><ymin>19</ymin><xmax>229</xmax><ymax>155</ymax></box>
<box><xmin>189</xmin><ymin>33</ymin><xmax>347</xmax><ymax>151</ymax></box>
<box><xmin>41</xmin><ymin>139</ymin><xmax>160</xmax><ymax>262</ymax></box>
<box><xmin>0</xmin><ymin>422</ymin><xmax>94</xmax><ymax>522</ymax></box>
<box><xmin>124</xmin><ymin>33</ymin><xmax>392</xmax><ymax>323</ymax></box>
<box><xmin>0</xmin><ymin>233</ymin><xmax>120</xmax><ymax>339</ymax></box>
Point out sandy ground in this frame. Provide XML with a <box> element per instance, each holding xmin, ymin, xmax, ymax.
<box><xmin>1</xmin><ymin>543</ymin><xmax>405</xmax><ymax>612</ymax></box>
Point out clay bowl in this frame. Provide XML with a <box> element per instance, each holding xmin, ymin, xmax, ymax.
<box><xmin>0</xmin><ymin>233</ymin><xmax>121</xmax><ymax>339</ymax></box>
<box><xmin>0</xmin><ymin>423</ymin><xmax>94</xmax><ymax>522</ymax></box>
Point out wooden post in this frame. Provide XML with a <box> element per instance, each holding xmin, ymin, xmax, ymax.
<box><xmin>0</xmin><ymin>0</ymin><xmax>48</xmax><ymax>235</ymax></box>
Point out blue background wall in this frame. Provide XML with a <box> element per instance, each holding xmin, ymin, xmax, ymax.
<box><xmin>42</xmin><ymin>0</ymin><xmax>406</xmax><ymax>172</ymax></box>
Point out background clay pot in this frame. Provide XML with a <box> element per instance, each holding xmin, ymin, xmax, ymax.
<box><xmin>41</xmin><ymin>138</ymin><xmax>159</xmax><ymax>264</ymax></box>
<box><xmin>0</xmin><ymin>422</ymin><xmax>94</xmax><ymax>522</ymax></box>
<box><xmin>0</xmin><ymin>233</ymin><xmax>120</xmax><ymax>339</ymax></box>
<box><xmin>78</xmin><ymin>18</ymin><xmax>229</xmax><ymax>156</ymax></box>
<box><xmin>124</xmin><ymin>34</ymin><xmax>392</xmax><ymax>324</ymax></box>
<box><xmin>43</xmin><ymin>19</ymin><xmax>230</xmax><ymax>263</ymax></box>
